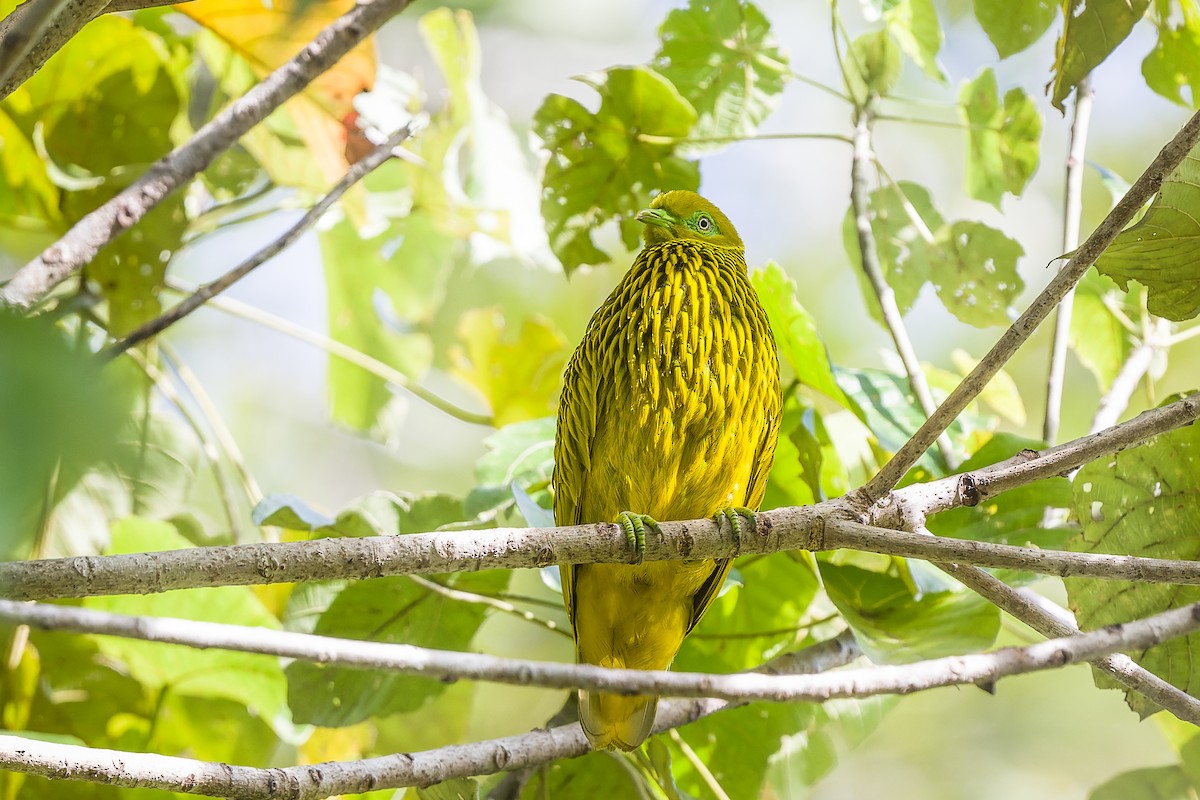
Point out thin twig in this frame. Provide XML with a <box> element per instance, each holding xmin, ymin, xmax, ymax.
<box><xmin>1089</xmin><ymin>318</ymin><xmax>1170</xmax><ymax>434</ymax></box>
<box><xmin>405</xmin><ymin>575</ymin><xmax>568</xmax><ymax>638</ymax></box>
<box><xmin>104</xmin><ymin>123</ymin><xmax>421</xmax><ymax>357</ymax></box>
<box><xmin>158</xmin><ymin>280</ymin><xmax>494</xmax><ymax>427</ymax></box>
<box><xmin>849</xmin><ymin>112</ymin><xmax>958</xmax><ymax>468</ymax></box>
<box><xmin>158</xmin><ymin>343</ymin><xmax>264</xmax><ymax>513</ymax></box>
<box><xmin>856</xmin><ymin>105</ymin><xmax>1200</xmax><ymax>507</ymax></box>
<box><xmin>0</xmin><ymin>0</ymin><xmax>415</xmax><ymax>309</ymax></box>
<box><xmin>1044</xmin><ymin>77</ymin><xmax>1094</xmax><ymax>444</ymax></box>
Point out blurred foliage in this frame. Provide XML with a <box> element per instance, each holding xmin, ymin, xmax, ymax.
<box><xmin>1</xmin><ymin>0</ymin><xmax>1200</xmax><ymax>798</ymax></box>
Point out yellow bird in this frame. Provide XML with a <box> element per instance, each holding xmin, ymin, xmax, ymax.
<box><xmin>553</xmin><ymin>190</ymin><xmax>782</xmax><ymax>751</ymax></box>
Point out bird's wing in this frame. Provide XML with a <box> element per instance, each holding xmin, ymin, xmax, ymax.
<box><xmin>553</xmin><ymin>335</ymin><xmax>602</xmax><ymax>633</ymax></box>
<box><xmin>686</xmin><ymin>381</ymin><xmax>782</xmax><ymax>635</ymax></box>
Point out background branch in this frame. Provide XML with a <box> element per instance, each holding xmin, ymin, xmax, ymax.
<box><xmin>1044</xmin><ymin>77</ymin><xmax>1094</xmax><ymax>444</ymax></box>
<box><xmin>1089</xmin><ymin>317</ymin><xmax>1171</xmax><ymax>434</ymax></box>
<box><xmin>856</xmin><ymin>105</ymin><xmax>1200</xmax><ymax>505</ymax></box>
<box><xmin>0</xmin><ymin>0</ymin><xmax>415</xmax><ymax>309</ymax></box>
<box><xmin>849</xmin><ymin>113</ymin><xmax>957</xmax><ymax>468</ymax></box>
<box><xmin>105</xmin><ymin>123</ymin><xmax>420</xmax><ymax>357</ymax></box>
<box><xmin>936</xmin><ymin>560</ymin><xmax>1200</xmax><ymax>723</ymax></box>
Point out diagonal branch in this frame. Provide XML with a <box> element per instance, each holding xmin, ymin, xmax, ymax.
<box><xmin>2</xmin><ymin>597</ymin><xmax>1199</xmax><ymax>797</ymax></box>
<box><xmin>0</xmin><ymin>0</ymin><xmax>108</xmax><ymax>101</ymax></box>
<box><xmin>1</xmin><ymin>394</ymin><xmax>1194</xmax><ymax>602</ymax></box>
<box><xmin>849</xmin><ymin>112</ymin><xmax>958</xmax><ymax>468</ymax></box>
<box><xmin>855</xmin><ymin>105</ymin><xmax>1200</xmax><ymax>506</ymax></box>
<box><xmin>104</xmin><ymin>123</ymin><xmax>421</xmax><ymax>358</ymax></box>
<box><xmin>937</xmin><ymin>560</ymin><xmax>1200</xmax><ymax>722</ymax></box>
<box><xmin>0</xmin><ymin>0</ymin><xmax>415</xmax><ymax>309</ymax></box>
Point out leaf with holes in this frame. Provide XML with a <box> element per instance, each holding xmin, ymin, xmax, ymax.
<box><xmin>958</xmin><ymin>68</ymin><xmax>1042</xmax><ymax>207</ymax></box>
<box><xmin>1050</xmin><ymin>0</ymin><xmax>1151</xmax><ymax>111</ymax></box>
<box><xmin>974</xmin><ymin>0</ymin><xmax>1058</xmax><ymax>58</ymax></box>
<box><xmin>930</xmin><ymin>220</ymin><xmax>1024</xmax><ymax>327</ymax></box>
<box><xmin>653</xmin><ymin>0</ymin><xmax>788</xmax><ymax>152</ymax></box>
<box><xmin>535</xmin><ymin>67</ymin><xmax>699</xmax><ymax>274</ymax></box>
<box><xmin>1066</xmin><ymin>421</ymin><xmax>1200</xmax><ymax>717</ymax></box>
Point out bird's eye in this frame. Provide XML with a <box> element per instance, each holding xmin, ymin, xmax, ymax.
<box><xmin>696</xmin><ymin>214</ymin><xmax>714</xmax><ymax>233</ymax></box>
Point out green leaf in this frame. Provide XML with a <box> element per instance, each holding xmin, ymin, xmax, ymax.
<box><xmin>844</xmin><ymin>31</ymin><xmax>902</xmax><ymax>103</ymax></box>
<box><xmin>285</xmin><ymin>570</ymin><xmax>508</xmax><ymax>726</ymax></box>
<box><xmin>450</xmin><ymin>307</ymin><xmax>569</xmax><ymax>427</ymax></box>
<box><xmin>535</xmin><ymin>66</ymin><xmax>699</xmax><ymax>274</ymax></box>
<box><xmin>520</xmin><ymin>751</ymin><xmax>648</xmax><ymax>798</ymax></box>
<box><xmin>320</xmin><ymin>212</ymin><xmax>450</xmax><ymax>433</ymax></box>
<box><xmin>676</xmin><ymin>552</ymin><xmax>821</xmax><ymax>673</ymax></box>
<box><xmin>751</xmin><ymin>262</ymin><xmax>848</xmax><ymax>405</ymax></box>
<box><xmin>1070</xmin><ymin>271</ymin><xmax>1134</xmax><ymax>390</ymax></box>
<box><xmin>0</xmin><ymin>109</ymin><xmax>59</xmax><ymax>226</ymax></box>
<box><xmin>927</xmin><ymin>433</ymin><xmax>1072</xmax><ymax>584</ymax></box>
<box><xmin>467</xmin><ymin>417</ymin><xmax>556</xmax><ymax>520</ymax></box>
<box><xmin>1089</xmin><ymin>766</ymin><xmax>1193</xmax><ymax>800</ymax></box>
<box><xmin>654</xmin><ymin>0</ymin><xmax>788</xmax><ymax>150</ymax></box>
<box><xmin>835</xmin><ymin>366</ymin><xmax>979</xmax><ymax>474</ymax></box>
<box><xmin>930</xmin><ymin>220</ymin><xmax>1025</xmax><ymax>327</ymax></box>
<box><xmin>820</xmin><ymin>561</ymin><xmax>1000</xmax><ymax>663</ymax></box>
<box><xmin>0</xmin><ymin>312</ymin><xmax>131</xmax><ymax>560</ymax></box>
<box><xmin>958</xmin><ymin>68</ymin><xmax>1042</xmax><ymax>207</ymax></box>
<box><xmin>8</xmin><ymin>15</ymin><xmax>184</xmax><ymax>334</ymax></box>
<box><xmin>418</xmin><ymin>777</ymin><xmax>482</xmax><ymax>800</ymax></box>
<box><xmin>764</xmin><ymin>397</ymin><xmax>848</xmax><ymax>509</ymax></box>
<box><xmin>1144</xmin><ymin>21</ymin><xmax>1200</xmax><ymax>106</ymax></box>
<box><xmin>974</xmin><ymin>0</ymin><xmax>1058</xmax><ymax>58</ymax></box>
<box><xmin>842</xmin><ymin>180</ymin><xmax>942</xmax><ymax>322</ymax></box>
<box><xmin>1050</xmin><ymin>0</ymin><xmax>1151</xmax><ymax>112</ymax></box>
<box><xmin>1066</xmin><ymin>421</ymin><xmax>1200</xmax><ymax>716</ymax></box>
<box><xmin>763</xmin><ymin>695</ymin><xmax>897</xmax><ymax>790</ymax></box>
<box><xmin>85</xmin><ymin>518</ymin><xmax>287</xmax><ymax>717</ymax></box>
<box><xmin>883</xmin><ymin>0</ymin><xmax>945</xmax><ymax>82</ymax></box>
<box><xmin>1093</xmin><ymin>152</ymin><xmax>1200</xmax><ymax>321</ymax></box>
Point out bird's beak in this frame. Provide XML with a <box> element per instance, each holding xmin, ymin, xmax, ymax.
<box><xmin>636</xmin><ymin>208</ymin><xmax>674</xmax><ymax>229</ymax></box>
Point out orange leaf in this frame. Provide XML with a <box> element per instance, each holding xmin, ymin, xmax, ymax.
<box><xmin>182</xmin><ymin>0</ymin><xmax>377</xmax><ymax>182</ymax></box>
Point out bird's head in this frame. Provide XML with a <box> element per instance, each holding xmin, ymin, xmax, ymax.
<box><xmin>636</xmin><ymin>190</ymin><xmax>743</xmax><ymax>250</ymax></box>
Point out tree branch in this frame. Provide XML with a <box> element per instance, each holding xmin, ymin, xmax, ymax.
<box><xmin>936</xmin><ymin>561</ymin><xmax>1200</xmax><ymax>723</ymax></box>
<box><xmin>104</xmin><ymin>123</ymin><xmax>422</xmax><ymax>358</ymax></box>
<box><xmin>0</xmin><ymin>0</ymin><xmax>414</xmax><ymax>309</ymax></box>
<box><xmin>855</xmin><ymin>105</ymin><xmax>1200</xmax><ymax>506</ymax></box>
<box><xmin>0</xmin><ymin>0</ymin><xmax>108</xmax><ymax>102</ymax></box>
<box><xmin>1044</xmin><ymin>77</ymin><xmax>1093</xmax><ymax>444</ymax></box>
<box><xmin>877</xmin><ymin>391</ymin><xmax>1200</xmax><ymax>524</ymax></box>
<box><xmin>849</xmin><ymin>112</ymin><xmax>958</xmax><ymax>468</ymax></box>
<box><xmin>2</xmin><ymin>599</ymin><xmax>1199</xmax><ymax>797</ymax></box>
<box><xmin>3</xmin><ymin>394</ymin><xmax>1196</xmax><ymax>601</ymax></box>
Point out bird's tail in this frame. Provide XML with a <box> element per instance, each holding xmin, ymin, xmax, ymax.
<box><xmin>578</xmin><ymin>690</ymin><xmax>657</xmax><ymax>751</ymax></box>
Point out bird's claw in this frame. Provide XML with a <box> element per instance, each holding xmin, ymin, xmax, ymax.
<box><xmin>615</xmin><ymin>511</ymin><xmax>659</xmax><ymax>565</ymax></box>
<box><xmin>715</xmin><ymin>506</ymin><xmax>757</xmax><ymax>551</ymax></box>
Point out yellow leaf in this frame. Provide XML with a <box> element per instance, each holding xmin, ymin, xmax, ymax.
<box><xmin>450</xmin><ymin>308</ymin><xmax>568</xmax><ymax>427</ymax></box>
<box><xmin>182</xmin><ymin>0</ymin><xmax>377</xmax><ymax>184</ymax></box>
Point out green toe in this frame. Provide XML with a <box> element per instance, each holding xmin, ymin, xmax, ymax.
<box><xmin>615</xmin><ymin>511</ymin><xmax>659</xmax><ymax>565</ymax></box>
<box><xmin>715</xmin><ymin>507</ymin><xmax>757</xmax><ymax>550</ymax></box>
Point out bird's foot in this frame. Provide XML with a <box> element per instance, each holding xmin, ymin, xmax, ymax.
<box><xmin>714</xmin><ymin>506</ymin><xmax>757</xmax><ymax>551</ymax></box>
<box><xmin>615</xmin><ymin>512</ymin><xmax>660</xmax><ymax>565</ymax></box>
